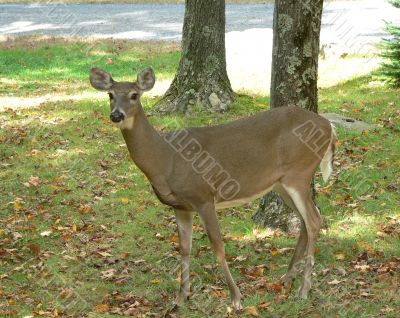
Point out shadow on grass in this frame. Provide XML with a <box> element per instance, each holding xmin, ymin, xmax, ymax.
<box><xmin>0</xmin><ymin>70</ymin><xmax>399</xmax><ymax>317</ymax></box>
<box><xmin>0</xmin><ymin>37</ymin><xmax>180</xmax><ymax>94</ymax></box>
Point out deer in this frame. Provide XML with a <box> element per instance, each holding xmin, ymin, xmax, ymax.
<box><xmin>89</xmin><ymin>67</ymin><xmax>336</xmax><ymax>311</ymax></box>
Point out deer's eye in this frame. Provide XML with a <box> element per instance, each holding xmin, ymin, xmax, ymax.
<box><xmin>131</xmin><ymin>93</ymin><xmax>138</xmax><ymax>101</ymax></box>
<box><xmin>108</xmin><ymin>92</ymin><xmax>114</xmax><ymax>100</ymax></box>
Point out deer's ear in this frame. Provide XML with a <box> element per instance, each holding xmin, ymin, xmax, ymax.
<box><xmin>89</xmin><ymin>68</ymin><xmax>114</xmax><ymax>91</ymax></box>
<box><xmin>137</xmin><ymin>67</ymin><xmax>155</xmax><ymax>92</ymax></box>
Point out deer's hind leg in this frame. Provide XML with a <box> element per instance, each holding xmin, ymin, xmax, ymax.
<box><xmin>274</xmin><ymin>184</ymin><xmax>308</xmax><ymax>289</ymax></box>
<box><xmin>281</xmin><ymin>180</ymin><xmax>322</xmax><ymax>299</ymax></box>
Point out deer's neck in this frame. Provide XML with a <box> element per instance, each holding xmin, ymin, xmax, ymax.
<box><xmin>121</xmin><ymin>106</ymin><xmax>171</xmax><ymax>181</ymax></box>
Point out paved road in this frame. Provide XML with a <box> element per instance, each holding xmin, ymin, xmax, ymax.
<box><xmin>1</xmin><ymin>0</ymin><xmax>399</xmax><ymax>96</ymax></box>
<box><xmin>0</xmin><ymin>0</ymin><xmax>399</xmax><ymax>46</ymax></box>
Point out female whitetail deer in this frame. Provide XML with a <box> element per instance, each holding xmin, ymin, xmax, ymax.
<box><xmin>89</xmin><ymin>67</ymin><xmax>336</xmax><ymax>310</ymax></box>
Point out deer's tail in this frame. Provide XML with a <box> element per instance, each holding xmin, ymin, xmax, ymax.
<box><xmin>320</xmin><ymin>123</ymin><xmax>337</xmax><ymax>183</ymax></box>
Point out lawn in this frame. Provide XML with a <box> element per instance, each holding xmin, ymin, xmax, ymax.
<box><xmin>0</xmin><ymin>38</ymin><xmax>399</xmax><ymax>318</ymax></box>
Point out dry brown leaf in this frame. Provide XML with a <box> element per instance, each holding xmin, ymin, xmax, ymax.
<box><xmin>40</xmin><ymin>230</ymin><xmax>52</xmax><ymax>237</ymax></box>
<box><xmin>243</xmin><ymin>306</ymin><xmax>259</xmax><ymax>317</ymax></box>
<box><xmin>233</xmin><ymin>255</ymin><xmax>247</xmax><ymax>262</ymax></box>
<box><xmin>97</xmin><ymin>251</ymin><xmax>113</xmax><ymax>257</ymax></box>
<box><xmin>13</xmin><ymin>199</ymin><xmax>22</xmax><ymax>212</ymax></box>
<box><xmin>101</xmin><ymin>269</ymin><xmax>116</xmax><ymax>280</ymax></box>
<box><xmin>328</xmin><ymin>279</ymin><xmax>341</xmax><ymax>285</ymax></box>
<box><xmin>257</xmin><ymin>301</ymin><xmax>271</xmax><ymax>310</ymax></box>
<box><xmin>27</xmin><ymin>244</ymin><xmax>40</xmax><ymax>256</ymax></box>
<box><xmin>12</xmin><ymin>232</ymin><xmax>23</xmax><ymax>240</ymax></box>
<box><xmin>335</xmin><ymin>252</ymin><xmax>346</xmax><ymax>260</ymax></box>
<box><xmin>93</xmin><ymin>303</ymin><xmax>109</xmax><ymax>313</ymax></box>
<box><xmin>23</xmin><ymin>176</ymin><xmax>40</xmax><ymax>187</ymax></box>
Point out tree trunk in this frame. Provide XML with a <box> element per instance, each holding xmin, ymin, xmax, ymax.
<box><xmin>156</xmin><ymin>0</ymin><xmax>234</xmax><ymax>113</ymax></box>
<box><xmin>253</xmin><ymin>0</ymin><xmax>324</xmax><ymax>232</ymax></box>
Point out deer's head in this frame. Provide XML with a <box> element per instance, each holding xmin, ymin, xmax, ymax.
<box><xmin>89</xmin><ymin>67</ymin><xmax>155</xmax><ymax>129</ymax></box>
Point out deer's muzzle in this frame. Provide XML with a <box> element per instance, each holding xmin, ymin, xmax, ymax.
<box><xmin>110</xmin><ymin>111</ymin><xmax>125</xmax><ymax>123</ymax></box>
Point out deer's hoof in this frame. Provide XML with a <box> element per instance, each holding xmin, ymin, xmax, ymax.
<box><xmin>231</xmin><ymin>291</ymin><xmax>242</xmax><ymax>311</ymax></box>
<box><xmin>174</xmin><ymin>292</ymin><xmax>189</xmax><ymax>307</ymax></box>
<box><xmin>297</xmin><ymin>282</ymin><xmax>311</xmax><ymax>299</ymax></box>
<box><xmin>231</xmin><ymin>298</ymin><xmax>242</xmax><ymax>311</ymax></box>
<box><xmin>280</xmin><ymin>273</ymin><xmax>295</xmax><ymax>290</ymax></box>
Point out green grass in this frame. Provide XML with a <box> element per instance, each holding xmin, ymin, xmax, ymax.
<box><xmin>0</xmin><ymin>38</ymin><xmax>180</xmax><ymax>97</ymax></box>
<box><xmin>0</xmin><ymin>38</ymin><xmax>399</xmax><ymax>318</ymax></box>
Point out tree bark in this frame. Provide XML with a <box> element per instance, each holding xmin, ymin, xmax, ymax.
<box><xmin>253</xmin><ymin>0</ymin><xmax>324</xmax><ymax>232</ymax></box>
<box><xmin>156</xmin><ymin>0</ymin><xmax>234</xmax><ymax>113</ymax></box>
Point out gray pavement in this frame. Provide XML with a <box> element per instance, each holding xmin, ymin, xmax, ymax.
<box><xmin>0</xmin><ymin>0</ymin><xmax>399</xmax><ymax>46</ymax></box>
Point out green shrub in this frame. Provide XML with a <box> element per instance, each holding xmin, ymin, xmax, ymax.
<box><xmin>379</xmin><ymin>0</ymin><xmax>400</xmax><ymax>86</ymax></box>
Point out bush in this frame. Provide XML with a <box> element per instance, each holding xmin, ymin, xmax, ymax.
<box><xmin>379</xmin><ymin>0</ymin><xmax>400</xmax><ymax>87</ymax></box>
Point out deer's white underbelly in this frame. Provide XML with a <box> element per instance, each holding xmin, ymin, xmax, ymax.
<box><xmin>215</xmin><ymin>185</ymin><xmax>274</xmax><ymax>210</ymax></box>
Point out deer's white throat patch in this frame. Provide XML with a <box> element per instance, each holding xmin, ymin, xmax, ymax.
<box><xmin>114</xmin><ymin>116</ymin><xmax>134</xmax><ymax>130</ymax></box>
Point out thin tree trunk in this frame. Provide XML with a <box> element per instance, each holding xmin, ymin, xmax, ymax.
<box><xmin>156</xmin><ymin>0</ymin><xmax>234</xmax><ymax>113</ymax></box>
<box><xmin>253</xmin><ymin>0</ymin><xmax>324</xmax><ymax>232</ymax></box>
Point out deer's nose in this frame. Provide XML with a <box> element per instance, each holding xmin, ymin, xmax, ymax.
<box><xmin>110</xmin><ymin>111</ymin><xmax>125</xmax><ymax>123</ymax></box>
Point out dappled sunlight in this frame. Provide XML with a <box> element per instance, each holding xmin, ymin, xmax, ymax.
<box><xmin>25</xmin><ymin>67</ymin><xmax>74</xmax><ymax>77</ymax></box>
<box><xmin>0</xmin><ymin>79</ymin><xmax>173</xmax><ymax>110</ymax></box>
<box><xmin>318</xmin><ymin>56</ymin><xmax>380</xmax><ymax>88</ymax></box>
<box><xmin>1</xmin><ymin>73</ymin><xmax>399</xmax><ymax>317</ymax></box>
<box><xmin>328</xmin><ymin>213</ymin><xmax>377</xmax><ymax>238</ymax></box>
<box><xmin>225</xmin><ymin>226</ymin><xmax>286</xmax><ymax>243</ymax></box>
<box><xmin>0</xmin><ymin>91</ymin><xmax>100</xmax><ymax>110</ymax></box>
<box><xmin>0</xmin><ymin>37</ymin><xmax>180</xmax><ymax>101</ymax></box>
<box><xmin>0</xmin><ymin>36</ymin><xmax>382</xmax><ymax>102</ymax></box>
<box><xmin>226</xmin><ymin>28</ymin><xmax>381</xmax><ymax>94</ymax></box>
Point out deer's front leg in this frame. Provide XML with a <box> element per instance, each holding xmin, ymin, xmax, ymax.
<box><xmin>174</xmin><ymin>209</ymin><xmax>194</xmax><ymax>306</ymax></box>
<box><xmin>197</xmin><ymin>203</ymin><xmax>242</xmax><ymax>311</ymax></box>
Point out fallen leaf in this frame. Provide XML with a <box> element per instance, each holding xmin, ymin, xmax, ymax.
<box><xmin>335</xmin><ymin>252</ymin><xmax>346</xmax><ymax>260</ymax></box>
<box><xmin>124</xmin><ymin>308</ymin><xmax>140</xmax><ymax>316</ymax></box>
<box><xmin>170</xmin><ymin>234</ymin><xmax>179</xmax><ymax>243</ymax></box>
<box><xmin>257</xmin><ymin>301</ymin><xmax>271</xmax><ymax>310</ymax></box>
<box><xmin>271</xmin><ymin>248</ymin><xmax>279</xmax><ymax>256</ymax></box>
<box><xmin>93</xmin><ymin>303</ymin><xmax>109</xmax><ymax>313</ymax></box>
<box><xmin>101</xmin><ymin>269</ymin><xmax>116</xmax><ymax>280</ymax></box>
<box><xmin>28</xmin><ymin>244</ymin><xmax>40</xmax><ymax>256</ymax></box>
<box><xmin>240</xmin><ymin>265</ymin><xmax>265</xmax><ymax>278</ymax></box>
<box><xmin>132</xmin><ymin>259</ymin><xmax>145</xmax><ymax>265</ymax></box>
<box><xmin>121</xmin><ymin>198</ymin><xmax>130</xmax><ymax>204</ymax></box>
<box><xmin>12</xmin><ymin>232</ymin><xmax>23</xmax><ymax>240</ymax></box>
<box><xmin>337</xmin><ymin>266</ymin><xmax>347</xmax><ymax>276</ymax></box>
<box><xmin>78</xmin><ymin>204</ymin><xmax>92</xmax><ymax>214</ymax></box>
<box><xmin>233</xmin><ymin>255</ymin><xmax>247</xmax><ymax>262</ymax></box>
<box><xmin>23</xmin><ymin>176</ymin><xmax>40</xmax><ymax>187</ymax></box>
<box><xmin>328</xmin><ymin>279</ymin><xmax>341</xmax><ymax>285</ymax></box>
<box><xmin>13</xmin><ymin>199</ymin><xmax>22</xmax><ymax>212</ymax></box>
<box><xmin>243</xmin><ymin>306</ymin><xmax>259</xmax><ymax>317</ymax></box>
<box><xmin>40</xmin><ymin>230</ymin><xmax>52</xmax><ymax>237</ymax></box>
<box><xmin>97</xmin><ymin>251</ymin><xmax>112</xmax><ymax>257</ymax></box>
